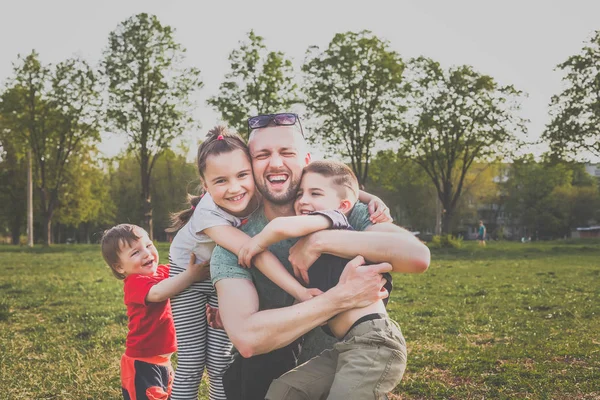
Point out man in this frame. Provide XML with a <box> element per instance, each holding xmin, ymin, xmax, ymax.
<box><xmin>209</xmin><ymin>113</ymin><xmax>430</xmax><ymax>399</ymax></box>
<box><xmin>478</xmin><ymin>220</ymin><xmax>487</xmax><ymax>246</ymax></box>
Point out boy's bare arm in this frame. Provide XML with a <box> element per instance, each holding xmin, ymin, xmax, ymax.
<box><xmin>204</xmin><ymin>225</ymin><xmax>316</xmax><ymax>301</ymax></box>
<box><xmin>237</xmin><ymin>215</ymin><xmax>332</xmax><ymax>267</ymax></box>
<box><xmin>257</xmin><ymin>215</ymin><xmax>332</xmax><ymax>246</ymax></box>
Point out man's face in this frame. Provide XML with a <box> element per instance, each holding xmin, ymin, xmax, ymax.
<box><xmin>248</xmin><ymin>125</ymin><xmax>309</xmax><ymax>205</ymax></box>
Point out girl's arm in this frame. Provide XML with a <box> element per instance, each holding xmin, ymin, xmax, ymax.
<box><xmin>237</xmin><ymin>215</ymin><xmax>332</xmax><ymax>267</ymax></box>
<box><xmin>204</xmin><ymin>225</ymin><xmax>319</xmax><ymax>302</ymax></box>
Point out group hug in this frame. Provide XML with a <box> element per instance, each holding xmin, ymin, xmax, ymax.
<box><xmin>99</xmin><ymin>113</ymin><xmax>431</xmax><ymax>400</ymax></box>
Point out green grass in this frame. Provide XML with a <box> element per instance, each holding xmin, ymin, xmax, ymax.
<box><xmin>0</xmin><ymin>240</ymin><xmax>599</xmax><ymax>399</ymax></box>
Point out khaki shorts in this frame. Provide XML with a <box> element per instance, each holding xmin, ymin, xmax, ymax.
<box><xmin>265</xmin><ymin>317</ymin><xmax>407</xmax><ymax>400</ymax></box>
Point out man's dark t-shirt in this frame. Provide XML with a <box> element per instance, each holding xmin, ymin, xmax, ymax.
<box><xmin>307</xmin><ymin>210</ymin><xmax>393</xmax><ymax>336</ymax></box>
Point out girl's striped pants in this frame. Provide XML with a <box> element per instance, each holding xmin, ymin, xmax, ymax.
<box><xmin>170</xmin><ymin>263</ymin><xmax>232</xmax><ymax>400</ymax></box>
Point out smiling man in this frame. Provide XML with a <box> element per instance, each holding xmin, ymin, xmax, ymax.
<box><xmin>209</xmin><ymin>113</ymin><xmax>430</xmax><ymax>399</ymax></box>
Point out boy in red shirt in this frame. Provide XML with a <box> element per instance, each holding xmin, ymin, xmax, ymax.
<box><xmin>101</xmin><ymin>224</ymin><xmax>209</xmax><ymax>400</ymax></box>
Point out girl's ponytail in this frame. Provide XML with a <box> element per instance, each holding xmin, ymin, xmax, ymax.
<box><xmin>165</xmin><ymin>193</ymin><xmax>203</xmax><ymax>233</ymax></box>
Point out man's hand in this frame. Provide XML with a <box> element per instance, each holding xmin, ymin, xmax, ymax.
<box><xmin>206</xmin><ymin>304</ymin><xmax>224</xmax><ymax>330</ymax></box>
<box><xmin>238</xmin><ymin>237</ymin><xmax>265</xmax><ymax>268</ymax></box>
<box><xmin>336</xmin><ymin>255</ymin><xmax>391</xmax><ymax>309</ymax></box>
<box><xmin>288</xmin><ymin>235</ymin><xmax>321</xmax><ymax>284</ymax></box>
<box><xmin>188</xmin><ymin>253</ymin><xmax>211</xmax><ymax>282</ymax></box>
<box><xmin>368</xmin><ymin>196</ymin><xmax>393</xmax><ymax>224</ymax></box>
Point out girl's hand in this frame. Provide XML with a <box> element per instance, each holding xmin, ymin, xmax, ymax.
<box><xmin>368</xmin><ymin>196</ymin><xmax>393</xmax><ymax>224</ymax></box>
<box><xmin>293</xmin><ymin>287</ymin><xmax>323</xmax><ymax>303</ymax></box>
<box><xmin>238</xmin><ymin>238</ymin><xmax>265</xmax><ymax>268</ymax></box>
<box><xmin>188</xmin><ymin>253</ymin><xmax>211</xmax><ymax>282</ymax></box>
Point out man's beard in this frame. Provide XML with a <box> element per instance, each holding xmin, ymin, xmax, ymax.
<box><xmin>255</xmin><ymin>175</ymin><xmax>301</xmax><ymax>205</ymax></box>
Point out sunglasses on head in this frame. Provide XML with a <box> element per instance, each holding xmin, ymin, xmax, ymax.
<box><xmin>247</xmin><ymin>113</ymin><xmax>304</xmax><ymax>137</ymax></box>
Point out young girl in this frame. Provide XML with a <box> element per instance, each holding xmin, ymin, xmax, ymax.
<box><xmin>167</xmin><ymin>125</ymin><xmax>390</xmax><ymax>400</ymax></box>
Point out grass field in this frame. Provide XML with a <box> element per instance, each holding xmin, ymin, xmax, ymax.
<box><xmin>0</xmin><ymin>240</ymin><xmax>599</xmax><ymax>399</ymax></box>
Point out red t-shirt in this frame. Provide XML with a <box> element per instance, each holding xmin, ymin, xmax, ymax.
<box><xmin>123</xmin><ymin>264</ymin><xmax>177</xmax><ymax>358</ymax></box>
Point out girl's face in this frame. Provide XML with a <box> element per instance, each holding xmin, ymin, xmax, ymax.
<box><xmin>203</xmin><ymin>149</ymin><xmax>256</xmax><ymax>217</ymax></box>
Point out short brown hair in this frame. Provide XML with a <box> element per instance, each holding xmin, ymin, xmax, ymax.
<box><xmin>100</xmin><ymin>224</ymin><xmax>145</xmax><ymax>280</ymax></box>
<box><xmin>197</xmin><ymin>126</ymin><xmax>250</xmax><ymax>179</ymax></box>
<box><xmin>303</xmin><ymin>160</ymin><xmax>359</xmax><ymax>202</ymax></box>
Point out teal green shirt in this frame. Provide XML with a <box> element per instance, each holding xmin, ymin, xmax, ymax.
<box><xmin>210</xmin><ymin>202</ymin><xmax>373</xmax><ymax>361</ymax></box>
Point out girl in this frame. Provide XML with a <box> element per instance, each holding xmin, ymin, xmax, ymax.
<box><xmin>167</xmin><ymin>125</ymin><xmax>390</xmax><ymax>399</ymax></box>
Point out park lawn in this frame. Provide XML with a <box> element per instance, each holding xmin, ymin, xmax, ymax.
<box><xmin>0</xmin><ymin>240</ymin><xmax>598</xmax><ymax>399</ymax></box>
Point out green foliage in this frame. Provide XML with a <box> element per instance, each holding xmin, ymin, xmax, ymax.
<box><xmin>0</xmin><ymin>51</ymin><xmax>102</xmax><ymax>245</ymax></box>
<box><xmin>102</xmin><ymin>13</ymin><xmax>203</xmax><ymax>237</ymax></box>
<box><xmin>0</xmin><ymin>116</ymin><xmax>28</xmax><ymax>244</ymax></box>
<box><xmin>428</xmin><ymin>234</ymin><xmax>463</xmax><ymax>249</ymax></box>
<box><xmin>544</xmin><ymin>30</ymin><xmax>600</xmax><ymax>158</ymax></box>
<box><xmin>208</xmin><ymin>30</ymin><xmax>299</xmax><ymax>137</ymax></box>
<box><xmin>53</xmin><ymin>151</ymin><xmax>116</xmax><ymax>230</ymax></box>
<box><xmin>108</xmin><ymin>149</ymin><xmax>198</xmax><ymax>241</ymax></box>
<box><xmin>302</xmin><ymin>30</ymin><xmax>405</xmax><ymax>185</ymax></box>
<box><xmin>368</xmin><ymin>149</ymin><xmax>436</xmax><ymax>232</ymax></box>
<box><xmin>503</xmin><ymin>155</ymin><xmax>600</xmax><ymax>239</ymax></box>
<box><xmin>399</xmin><ymin>57</ymin><xmax>527</xmax><ymax>233</ymax></box>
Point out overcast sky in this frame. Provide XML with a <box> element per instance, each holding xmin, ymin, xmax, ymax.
<box><xmin>1</xmin><ymin>0</ymin><xmax>599</xmax><ymax>161</ymax></box>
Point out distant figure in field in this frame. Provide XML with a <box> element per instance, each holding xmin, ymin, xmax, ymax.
<box><xmin>478</xmin><ymin>220</ymin><xmax>487</xmax><ymax>247</ymax></box>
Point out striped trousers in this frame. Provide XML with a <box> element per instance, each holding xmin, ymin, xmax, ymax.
<box><xmin>170</xmin><ymin>263</ymin><xmax>232</xmax><ymax>400</ymax></box>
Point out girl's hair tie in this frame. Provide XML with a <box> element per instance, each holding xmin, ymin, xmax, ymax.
<box><xmin>191</xmin><ymin>205</ymin><xmax>196</xmax><ymax>210</ymax></box>
<box><xmin>217</xmin><ymin>135</ymin><xmax>224</xmax><ymax>140</ymax></box>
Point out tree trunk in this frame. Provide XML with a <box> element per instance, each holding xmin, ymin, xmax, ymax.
<box><xmin>440</xmin><ymin>193</ymin><xmax>455</xmax><ymax>235</ymax></box>
<box><xmin>43</xmin><ymin>214</ymin><xmax>52</xmax><ymax>246</ymax></box>
<box><xmin>141</xmin><ymin>170</ymin><xmax>153</xmax><ymax>240</ymax></box>
<box><xmin>442</xmin><ymin>206</ymin><xmax>458</xmax><ymax>235</ymax></box>
<box><xmin>27</xmin><ymin>150</ymin><xmax>34</xmax><ymax>247</ymax></box>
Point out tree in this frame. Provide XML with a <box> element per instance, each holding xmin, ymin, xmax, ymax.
<box><xmin>302</xmin><ymin>30</ymin><xmax>406</xmax><ymax>186</ymax></box>
<box><xmin>103</xmin><ymin>13</ymin><xmax>202</xmax><ymax>239</ymax></box>
<box><xmin>208</xmin><ymin>30</ymin><xmax>299</xmax><ymax>137</ymax></box>
<box><xmin>503</xmin><ymin>156</ymin><xmax>599</xmax><ymax>239</ymax></box>
<box><xmin>398</xmin><ymin>57</ymin><xmax>526</xmax><ymax>233</ymax></box>
<box><xmin>53</xmin><ymin>150</ymin><xmax>116</xmax><ymax>243</ymax></box>
<box><xmin>0</xmin><ymin>117</ymin><xmax>27</xmax><ymax>244</ymax></box>
<box><xmin>108</xmin><ymin>149</ymin><xmax>198</xmax><ymax>240</ymax></box>
<box><xmin>368</xmin><ymin>149</ymin><xmax>437</xmax><ymax>232</ymax></box>
<box><xmin>0</xmin><ymin>52</ymin><xmax>101</xmax><ymax>245</ymax></box>
<box><xmin>544</xmin><ymin>30</ymin><xmax>600</xmax><ymax>159</ymax></box>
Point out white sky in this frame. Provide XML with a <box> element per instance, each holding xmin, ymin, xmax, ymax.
<box><xmin>1</xmin><ymin>0</ymin><xmax>599</xmax><ymax>161</ymax></box>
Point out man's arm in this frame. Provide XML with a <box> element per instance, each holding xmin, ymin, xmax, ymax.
<box><xmin>288</xmin><ymin>222</ymin><xmax>430</xmax><ymax>280</ymax></box>
<box><xmin>215</xmin><ymin>256</ymin><xmax>391</xmax><ymax>358</ymax></box>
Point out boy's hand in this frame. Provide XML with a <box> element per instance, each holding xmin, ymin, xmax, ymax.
<box><xmin>206</xmin><ymin>304</ymin><xmax>224</xmax><ymax>330</ymax></box>
<box><xmin>294</xmin><ymin>287</ymin><xmax>323</xmax><ymax>303</ymax></box>
<box><xmin>188</xmin><ymin>253</ymin><xmax>211</xmax><ymax>282</ymax></box>
<box><xmin>238</xmin><ymin>237</ymin><xmax>266</xmax><ymax>268</ymax></box>
<box><xmin>368</xmin><ymin>196</ymin><xmax>393</xmax><ymax>224</ymax></box>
